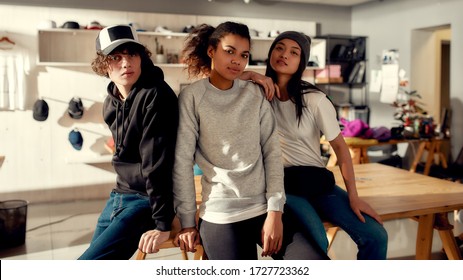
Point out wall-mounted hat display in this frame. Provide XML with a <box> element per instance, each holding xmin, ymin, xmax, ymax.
<box><xmin>32</xmin><ymin>99</ymin><xmax>49</xmax><ymax>121</ymax></box>
<box><xmin>68</xmin><ymin>129</ymin><xmax>83</xmax><ymax>150</ymax></box>
<box><xmin>68</xmin><ymin>97</ymin><xmax>84</xmax><ymax>119</ymax></box>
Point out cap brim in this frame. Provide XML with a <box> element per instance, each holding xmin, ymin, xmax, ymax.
<box><xmin>101</xmin><ymin>39</ymin><xmax>143</xmax><ymax>55</ymax></box>
<box><xmin>71</xmin><ymin>144</ymin><xmax>83</xmax><ymax>150</ymax></box>
<box><xmin>33</xmin><ymin>113</ymin><xmax>48</xmax><ymax>121</ymax></box>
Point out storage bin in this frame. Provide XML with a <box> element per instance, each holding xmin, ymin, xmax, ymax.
<box><xmin>0</xmin><ymin>200</ymin><xmax>28</xmax><ymax>249</ymax></box>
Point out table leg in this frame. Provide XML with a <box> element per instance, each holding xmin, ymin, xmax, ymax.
<box><xmin>410</xmin><ymin>141</ymin><xmax>426</xmax><ymax>173</ymax></box>
<box><xmin>350</xmin><ymin>147</ymin><xmax>362</xmax><ymax>164</ymax></box>
<box><xmin>435</xmin><ymin>213</ymin><xmax>462</xmax><ymax>260</ymax></box>
<box><xmin>423</xmin><ymin>141</ymin><xmax>437</xmax><ymax>176</ymax></box>
<box><xmin>361</xmin><ymin>147</ymin><xmax>369</xmax><ymax>164</ymax></box>
<box><xmin>415</xmin><ymin>214</ymin><xmax>435</xmax><ymax>260</ymax></box>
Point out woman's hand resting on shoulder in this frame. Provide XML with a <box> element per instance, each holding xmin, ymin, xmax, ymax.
<box><xmin>240</xmin><ymin>71</ymin><xmax>279</xmax><ymax>101</ymax></box>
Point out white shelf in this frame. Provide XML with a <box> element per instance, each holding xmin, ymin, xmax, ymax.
<box><xmin>37</xmin><ymin>28</ymin><xmax>325</xmax><ymax>71</ymax></box>
<box><xmin>137</xmin><ymin>31</ymin><xmax>188</xmax><ymax>38</ymax></box>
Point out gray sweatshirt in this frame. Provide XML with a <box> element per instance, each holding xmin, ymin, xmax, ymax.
<box><xmin>173</xmin><ymin>78</ymin><xmax>285</xmax><ymax>228</ymax></box>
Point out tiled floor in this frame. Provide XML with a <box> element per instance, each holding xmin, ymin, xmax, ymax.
<box><xmin>0</xmin><ymin>198</ymin><xmax>462</xmax><ymax>260</ymax></box>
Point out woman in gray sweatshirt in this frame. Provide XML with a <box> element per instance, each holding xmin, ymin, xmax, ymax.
<box><xmin>173</xmin><ymin>21</ymin><xmax>328</xmax><ymax>260</ymax></box>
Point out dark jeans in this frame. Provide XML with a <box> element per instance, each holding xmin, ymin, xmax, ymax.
<box><xmin>78</xmin><ymin>191</ymin><xmax>154</xmax><ymax>260</ymax></box>
<box><xmin>198</xmin><ymin>214</ymin><xmax>329</xmax><ymax>260</ymax></box>
<box><xmin>286</xmin><ymin>185</ymin><xmax>388</xmax><ymax>260</ymax></box>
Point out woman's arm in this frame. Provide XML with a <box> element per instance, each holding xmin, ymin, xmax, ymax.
<box><xmin>329</xmin><ymin>133</ymin><xmax>383</xmax><ymax>224</ymax></box>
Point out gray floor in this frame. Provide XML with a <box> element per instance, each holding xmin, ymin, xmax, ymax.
<box><xmin>0</xmin><ymin>198</ymin><xmax>461</xmax><ymax>260</ymax></box>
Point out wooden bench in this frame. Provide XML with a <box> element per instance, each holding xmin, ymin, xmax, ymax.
<box><xmin>136</xmin><ymin>176</ymin><xmax>205</xmax><ymax>260</ymax></box>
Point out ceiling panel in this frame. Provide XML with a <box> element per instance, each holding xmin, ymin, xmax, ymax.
<box><xmin>258</xmin><ymin>0</ymin><xmax>378</xmax><ymax>6</ymax></box>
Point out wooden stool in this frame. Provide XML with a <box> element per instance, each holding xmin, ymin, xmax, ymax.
<box><xmin>135</xmin><ymin>215</ymin><xmax>206</xmax><ymax>260</ymax></box>
<box><xmin>324</xmin><ymin>221</ymin><xmax>339</xmax><ymax>251</ymax></box>
<box><xmin>137</xmin><ymin>176</ymin><xmax>206</xmax><ymax>260</ymax></box>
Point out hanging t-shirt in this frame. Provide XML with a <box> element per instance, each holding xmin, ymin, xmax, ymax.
<box><xmin>0</xmin><ymin>42</ymin><xmax>30</xmax><ymax>111</ymax></box>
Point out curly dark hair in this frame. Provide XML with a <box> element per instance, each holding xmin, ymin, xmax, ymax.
<box><xmin>182</xmin><ymin>21</ymin><xmax>251</xmax><ymax>79</ymax></box>
<box><xmin>91</xmin><ymin>42</ymin><xmax>152</xmax><ymax>77</ymax></box>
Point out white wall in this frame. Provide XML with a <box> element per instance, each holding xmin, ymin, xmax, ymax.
<box><xmin>0</xmin><ymin>4</ymin><xmax>323</xmax><ymax>201</ymax></box>
<box><xmin>352</xmin><ymin>0</ymin><xmax>463</xmax><ymax>160</ymax></box>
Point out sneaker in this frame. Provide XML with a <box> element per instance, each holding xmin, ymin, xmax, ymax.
<box><xmin>182</xmin><ymin>25</ymin><xmax>195</xmax><ymax>33</ymax></box>
<box><xmin>154</xmin><ymin>26</ymin><xmax>172</xmax><ymax>34</ymax></box>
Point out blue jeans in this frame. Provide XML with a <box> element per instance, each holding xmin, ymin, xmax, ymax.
<box><xmin>286</xmin><ymin>185</ymin><xmax>388</xmax><ymax>260</ymax></box>
<box><xmin>78</xmin><ymin>191</ymin><xmax>154</xmax><ymax>260</ymax></box>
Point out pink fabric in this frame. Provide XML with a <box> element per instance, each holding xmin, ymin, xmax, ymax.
<box><xmin>340</xmin><ymin>118</ymin><xmax>373</xmax><ymax>138</ymax></box>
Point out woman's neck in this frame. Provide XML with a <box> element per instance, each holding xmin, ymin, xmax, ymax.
<box><xmin>209</xmin><ymin>71</ymin><xmax>233</xmax><ymax>90</ymax></box>
<box><xmin>277</xmin><ymin>75</ymin><xmax>291</xmax><ymax>101</ymax></box>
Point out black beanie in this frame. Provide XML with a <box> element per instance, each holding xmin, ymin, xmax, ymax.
<box><xmin>269</xmin><ymin>31</ymin><xmax>312</xmax><ymax>65</ymax></box>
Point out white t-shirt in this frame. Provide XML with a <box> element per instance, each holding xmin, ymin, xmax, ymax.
<box><xmin>0</xmin><ymin>44</ymin><xmax>30</xmax><ymax>110</ymax></box>
<box><xmin>271</xmin><ymin>90</ymin><xmax>340</xmax><ymax>168</ymax></box>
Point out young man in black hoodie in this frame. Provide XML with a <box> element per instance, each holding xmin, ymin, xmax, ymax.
<box><xmin>79</xmin><ymin>25</ymin><xmax>179</xmax><ymax>259</ymax></box>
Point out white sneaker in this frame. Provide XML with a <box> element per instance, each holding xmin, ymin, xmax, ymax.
<box><xmin>154</xmin><ymin>26</ymin><xmax>172</xmax><ymax>33</ymax></box>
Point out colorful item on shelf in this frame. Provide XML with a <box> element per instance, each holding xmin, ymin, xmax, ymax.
<box><xmin>68</xmin><ymin>97</ymin><xmax>84</xmax><ymax>119</ymax></box>
<box><xmin>85</xmin><ymin>21</ymin><xmax>104</xmax><ymax>30</ymax></box>
<box><xmin>32</xmin><ymin>99</ymin><xmax>49</xmax><ymax>121</ymax></box>
<box><xmin>68</xmin><ymin>129</ymin><xmax>83</xmax><ymax>150</ymax></box>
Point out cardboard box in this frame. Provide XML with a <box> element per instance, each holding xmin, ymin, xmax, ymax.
<box><xmin>315</xmin><ymin>64</ymin><xmax>342</xmax><ymax>78</ymax></box>
<box><xmin>315</xmin><ymin>77</ymin><xmax>343</xmax><ymax>84</ymax></box>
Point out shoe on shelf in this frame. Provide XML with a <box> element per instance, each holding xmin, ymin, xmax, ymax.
<box><xmin>154</xmin><ymin>26</ymin><xmax>173</xmax><ymax>34</ymax></box>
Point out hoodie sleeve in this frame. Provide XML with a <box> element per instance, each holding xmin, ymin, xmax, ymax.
<box><xmin>139</xmin><ymin>83</ymin><xmax>179</xmax><ymax>231</ymax></box>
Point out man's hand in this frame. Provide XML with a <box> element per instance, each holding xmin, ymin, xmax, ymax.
<box><xmin>138</xmin><ymin>230</ymin><xmax>170</xmax><ymax>254</ymax></box>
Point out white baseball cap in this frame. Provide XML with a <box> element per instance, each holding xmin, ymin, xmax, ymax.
<box><xmin>95</xmin><ymin>25</ymin><xmax>143</xmax><ymax>55</ymax></box>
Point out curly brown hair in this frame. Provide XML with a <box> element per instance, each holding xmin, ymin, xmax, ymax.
<box><xmin>91</xmin><ymin>43</ymin><xmax>152</xmax><ymax>78</ymax></box>
<box><xmin>182</xmin><ymin>21</ymin><xmax>251</xmax><ymax>79</ymax></box>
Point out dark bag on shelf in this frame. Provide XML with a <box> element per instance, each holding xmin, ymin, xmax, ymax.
<box><xmin>284</xmin><ymin>166</ymin><xmax>335</xmax><ymax>198</ymax></box>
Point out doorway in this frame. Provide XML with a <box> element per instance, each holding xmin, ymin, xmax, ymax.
<box><xmin>410</xmin><ymin>25</ymin><xmax>451</xmax><ymax>163</ymax></box>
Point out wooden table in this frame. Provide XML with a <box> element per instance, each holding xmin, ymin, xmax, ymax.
<box><xmin>323</xmin><ymin>137</ymin><xmax>447</xmax><ymax>176</ymax></box>
<box><xmin>328</xmin><ymin>163</ymin><xmax>463</xmax><ymax>259</ymax></box>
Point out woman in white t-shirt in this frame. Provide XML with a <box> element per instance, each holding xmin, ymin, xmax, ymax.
<box><xmin>243</xmin><ymin>31</ymin><xmax>388</xmax><ymax>259</ymax></box>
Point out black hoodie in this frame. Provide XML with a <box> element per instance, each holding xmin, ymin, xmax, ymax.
<box><xmin>103</xmin><ymin>63</ymin><xmax>178</xmax><ymax>232</ymax></box>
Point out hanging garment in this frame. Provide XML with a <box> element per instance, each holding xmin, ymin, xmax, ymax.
<box><xmin>0</xmin><ymin>42</ymin><xmax>30</xmax><ymax>111</ymax></box>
